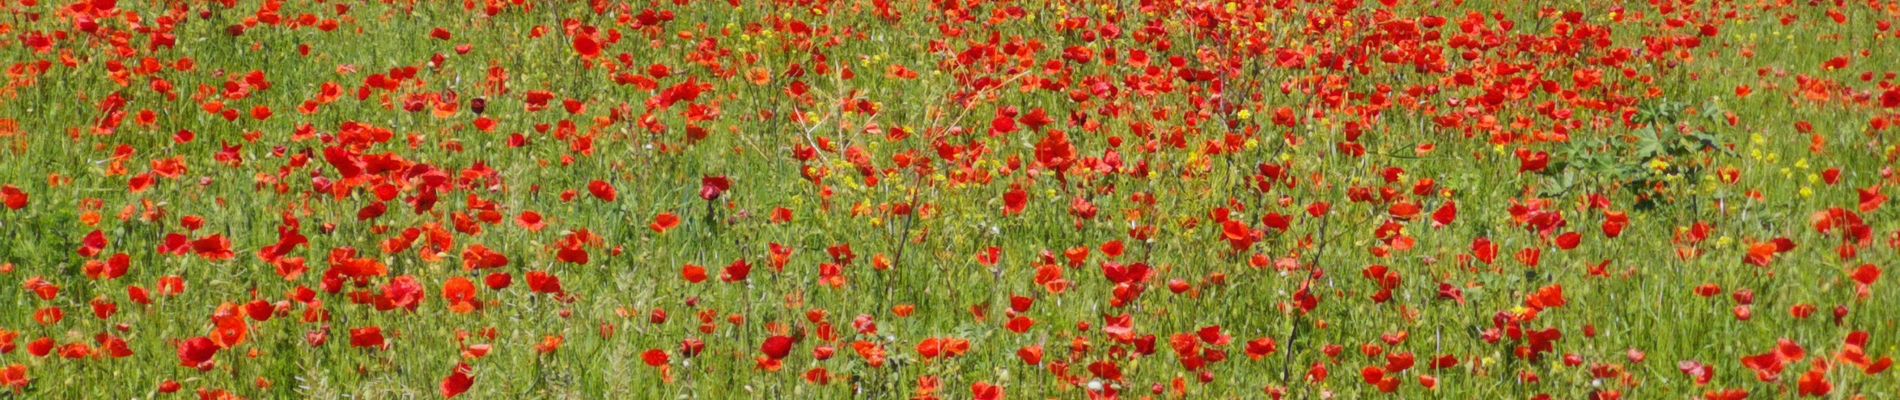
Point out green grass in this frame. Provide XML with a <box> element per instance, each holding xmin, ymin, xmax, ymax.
<box><xmin>0</xmin><ymin>0</ymin><xmax>1897</xmax><ymax>398</ymax></box>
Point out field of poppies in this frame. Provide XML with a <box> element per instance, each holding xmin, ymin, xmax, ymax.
<box><xmin>1</xmin><ymin>0</ymin><xmax>1898</xmax><ymax>398</ymax></box>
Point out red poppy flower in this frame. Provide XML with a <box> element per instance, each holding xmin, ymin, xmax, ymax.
<box><xmin>1678</xmin><ymin>361</ymin><xmax>1714</xmax><ymax>386</ymax></box>
<box><xmin>699</xmin><ymin>176</ymin><xmax>731</xmax><ymax>201</ymax></box>
<box><xmin>1431</xmin><ymin>201</ymin><xmax>1457</xmax><ymax>227</ymax></box>
<box><xmin>191</xmin><ymin>235</ymin><xmax>235</xmax><ymax>261</ymax></box>
<box><xmin>642</xmin><ymin>349</ymin><xmax>669</xmax><ymax>366</ymax></box>
<box><xmin>78</xmin><ymin>230</ymin><xmax>108</xmax><ymax>258</ymax></box>
<box><xmin>587</xmin><ymin>180</ymin><xmax>617</xmax><ymax>202</ymax></box>
<box><xmin>1244</xmin><ymin>338</ymin><xmax>1278</xmax><ymax>360</ymax></box>
<box><xmin>443</xmin><ymin>277</ymin><xmax>480</xmax><ymax>313</ymax></box>
<box><xmin>441</xmin><ymin>363</ymin><xmax>474</xmax><ymax>398</ymax></box>
<box><xmin>0</xmin><ymin>186</ymin><xmax>25</xmax><ymax>210</ymax></box>
<box><xmin>177</xmin><ymin>337</ymin><xmax>219</xmax><ymax>371</ymax></box>
<box><xmin>349</xmin><ymin>327</ymin><xmax>387</xmax><ymax>349</ymax></box>
<box><xmin>761</xmin><ymin>335</ymin><xmax>794</xmax><ymax>360</ymax></box>
<box><xmin>1002</xmin><ymin>186</ymin><xmax>1028</xmax><ymax>216</ymax></box>
<box><xmin>650</xmin><ymin>213</ymin><xmax>681</xmax><ymax>233</ymax></box>
<box><xmin>525</xmin><ymin>271</ymin><xmax>564</xmax><ymax>296</ymax></box>
<box><xmin>573</xmin><ymin>34</ymin><xmax>601</xmax><ymax>59</ymax></box>
<box><xmin>461</xmin><ymin>245</ymin><xmax>510</xmax><ymax>270</ymax></box>
<box><xmin>971</xmin><ymin>382</ymin><xmax>1003</xmax><ymax>400</ymax></box>
<box><xmin>721</xmin><ymin>259</ymin><xmax>752</xmax><ymax>283</ymax></box>
<box><xmin>0</xmin><ymin>364</ymin><xmax>24</xmax><ymax>392</ymax></box>
<box><xmin>680</xmin><ymin>264</ymin><xmax>708</xmax><ymax>284</ymax></box>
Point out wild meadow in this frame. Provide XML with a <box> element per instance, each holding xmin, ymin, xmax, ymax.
<box><xmin>0</xmin><ymin>0</ymin><xmax>1898</xmax><ymax>398</ymax></box>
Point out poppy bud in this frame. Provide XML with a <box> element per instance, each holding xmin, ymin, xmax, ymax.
<box><xmin>1731</xmin><ymin>289</ymin><xmax>1755</xmax><ymax>305</ymax></box>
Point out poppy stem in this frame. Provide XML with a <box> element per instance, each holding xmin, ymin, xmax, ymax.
<box><xmin>703</xmin><ymin>199</ymin><xmax>717</xmax><ymax>236</ymax></box>
<box><xmin>887</xmin><ymin>187</ymin><xmax>922</xmax><ymax>286</ymax></box>
<box><xmin>1279</xmin><ymin>212</ymin><xmax>1331</xmax><ymax>389</ymax></box>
